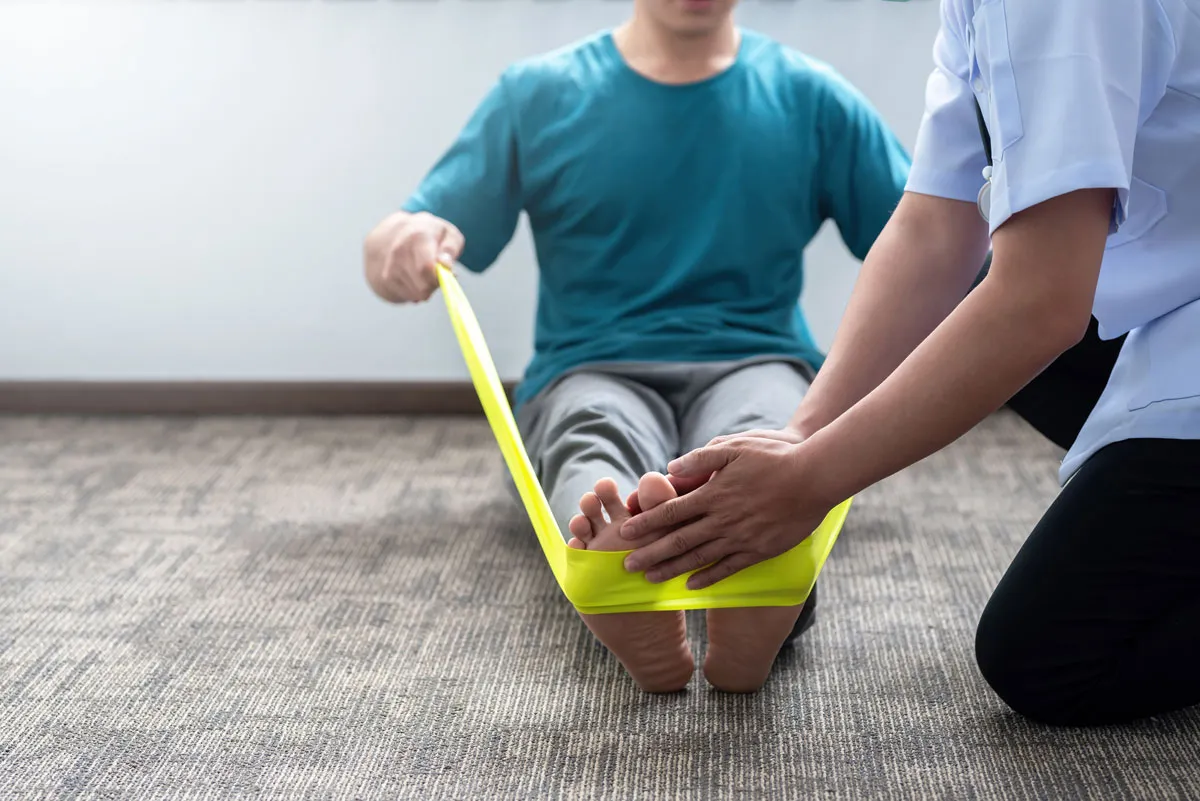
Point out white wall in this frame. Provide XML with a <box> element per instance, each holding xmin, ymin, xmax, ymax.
<box><xmin>0</xmin><ymin>0</ymin><xmax>940</xmax><ymax>382</ymax></box>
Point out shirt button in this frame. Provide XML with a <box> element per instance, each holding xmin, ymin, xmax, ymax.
<box><xmin>972</xmin><ymin>78</ymin><xmax>984</xmax><ymax>92</ymax></box>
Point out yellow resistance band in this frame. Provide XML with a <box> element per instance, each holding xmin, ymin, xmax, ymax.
<box><xmin>437</xmin><ymin>264</ymin><xmax>851</xmax><ymax>615</ymax></box>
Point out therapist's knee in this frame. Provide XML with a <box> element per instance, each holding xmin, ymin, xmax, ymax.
<box><xmin>974</xmin><ymin>594</ymin><xmax>1093</xmax><ymax>727</ymax></box>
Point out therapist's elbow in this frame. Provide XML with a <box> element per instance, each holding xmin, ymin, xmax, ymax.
<box><xmin>1038</xmin><ymin>287</ymin><xmax>1094</xmax><ymax>349</ymax></box>
<box><xmin>997</xmin><ymin>278</ymin><xmax>1094</xmax><ymax>359</ymax></box>
<box><xmin>978</xmin><ymin>249</ymin><xmax>1095</xmax><ymax>357</ymax></box>
<box><xmin>1045</xmin><ymin>305</ymin><xmax>1093</xmax><ymax>355</ymax></box>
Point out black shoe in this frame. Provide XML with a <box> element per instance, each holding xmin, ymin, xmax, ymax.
<box><xmin>783</xmin><ymin>582</ymin><xmax>818</xmax><ymax>645</ymax></box>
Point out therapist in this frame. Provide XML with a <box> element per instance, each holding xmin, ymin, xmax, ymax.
<box><xmin>618</xmin><ymin>0</ymin><xmax>1200</xmax><ymax>727</ymax></box>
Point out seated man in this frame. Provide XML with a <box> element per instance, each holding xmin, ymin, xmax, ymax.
<box><xmin>363</xmin><ymin>0</ymin><xmax>909</xmax><ymax>692</ymax></box>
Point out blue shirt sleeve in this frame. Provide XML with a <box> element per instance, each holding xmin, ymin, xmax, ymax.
<box><xmin>970</xmin><ymin>0</ymin><xmax>1175</xmax><ymax>233</ymax></box>
<box><xmin>815</xmin><ymin>69</ymin><xmax>912</xmax><ymax>261</ymax></box>
<box><xmin>402</xmin><ymin>73</ymin><xmax>524</xmax><ymax>273</ymax></box>
<box><xmin>905</xmin><ymin>0</ymin><xmax>989</xmax><ymax>204</ymax></box>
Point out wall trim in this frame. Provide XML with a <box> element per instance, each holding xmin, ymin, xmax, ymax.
<box><xmin>0</xmin><ymin>381</ymin><xmax>510</xmax><ymax>415</ymax></box>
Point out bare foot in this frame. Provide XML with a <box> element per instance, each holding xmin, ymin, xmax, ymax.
<box><xmin>567</xmin><ymin>473</ymin><xmax>693</xmax><ymax>693</ymax></box>
<box><xmin>704</xmin><ymin>604</ymin><xmax>803</xmax><ymax>693</ymax></box>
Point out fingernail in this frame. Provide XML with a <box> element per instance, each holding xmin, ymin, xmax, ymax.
<box><xmin>645</xmin><ymin>571</ymin><xmax>662</xmax><ymax>583</ymax></box>
<box><xmin>623</xmin><ymin>556</ymin><xmax>640</xmax><ymax>572</ymax></box>
<box><xmin>438</xmin><ymin>252</ymin><xmax>453</xmax><ymax>265</ymax></box>
<box><xmin>667</xmin><ymin>459</ymin><xmax>687</xmax><ymax>475</ymax></box>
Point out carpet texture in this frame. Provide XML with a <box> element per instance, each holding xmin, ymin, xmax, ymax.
<box><xmin>0</xmin><ymin>411</ymin><xmax>1197</xmax><ymax>800</ymax></box>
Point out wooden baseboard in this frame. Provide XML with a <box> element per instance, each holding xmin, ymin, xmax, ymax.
<box><xmin>0</xmin><ymin>381</ymin><xmax>512</xmax><ymax>415</ymax></box>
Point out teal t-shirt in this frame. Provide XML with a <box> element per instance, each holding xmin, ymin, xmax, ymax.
<box><xmin>404</xmin><ymin>29</ymin><xmax>911</xmax><ymax>406</ymax></box>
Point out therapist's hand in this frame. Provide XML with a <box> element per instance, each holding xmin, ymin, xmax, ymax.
<box><xmin>619</xmin><ymin>436</ymin><xmax>836</xmax><ymax>589</ymax></box>
<box><xmin>623</xmin><ymin>428</ymin><xmax>807</xmax><ymax>514</ymax></box>
<box><xmin>706</xmin><ymin>426</ymin><xmax>807</xmax><ymax>447</ymax></box>
<box><xmin>624</xmin><ymin>472</ymin><xmax>709</xmax><ymax>516</ymax></box>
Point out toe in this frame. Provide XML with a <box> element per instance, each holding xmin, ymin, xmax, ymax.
<box><xmin>593</xmin><ymin>478</ymin><xmax>629</xmax><ymax>524</ymax></box>
<box><xmin>568</xmin><ymin>514</ymin><xmax>594</xmax><ymax>543</ymax></box>
<box><xmin>637</xmin><ymin>472</ymin><xmax>678</xmax><ymax>510</ymax></box>
<box><xmin>580</xmin><ymin>492</ymin><xmax>607</xmax><ymax>530</ymax></box>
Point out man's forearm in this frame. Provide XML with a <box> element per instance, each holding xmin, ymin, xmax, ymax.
<box><xmin>790</xmin><ymin>193</ymin><xmax>990</xmax><ymax>438</ymax></box>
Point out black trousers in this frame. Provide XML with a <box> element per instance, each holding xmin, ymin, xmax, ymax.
<box><xmin>977</xmin><ymin>319</ymin><xmax>1200</xmax><ymax>726</ymax></box>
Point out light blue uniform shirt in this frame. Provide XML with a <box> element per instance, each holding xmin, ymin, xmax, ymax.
<box><xmin>906</xmin><ymin>0</ymin><xmax>1200</xmax><ymax>483</ymax></box>
<box><xmin>405</xmin><ymin>30</ymin><xmax>910</xmax><ymax>407</ymax></box>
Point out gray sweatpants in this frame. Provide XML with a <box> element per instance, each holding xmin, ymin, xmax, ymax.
<box><xmin>514</xmin><ymin>358</ymin><xmax>813</xmax><ymax>539</ymax></box>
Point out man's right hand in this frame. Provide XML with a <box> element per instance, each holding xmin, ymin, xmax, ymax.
<box><xmin>363</xmin><ymin>211</ymin><xmax>465</xmax><ymax>303</ymax></box>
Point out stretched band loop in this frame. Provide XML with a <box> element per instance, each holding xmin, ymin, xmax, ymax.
<box><xmin>437</xmin><ymin>265</ymin><xmax>849</xmax><ymax>614</ymax></box>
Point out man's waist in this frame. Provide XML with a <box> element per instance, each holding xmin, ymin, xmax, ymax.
<box><xmin>514</xmin><ymin>328</ymin><xmax>821</xmax><ymax>405</ymax></box>
<box><xmin>533</xmin><ymin>325</ymin><xmax>810</xmax><ymax>361</ymax></box>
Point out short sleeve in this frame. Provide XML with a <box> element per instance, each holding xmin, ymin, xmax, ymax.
<box><xmin>904</xmin><ymin>1</ymin><xmax>989</xmax><ymax>204</ymax></box>
<box><xmin>815</xmin><ymin>69</ymin><xmax>913</xmax><ymax>261</ymax></box>
<box><xmin>402</xmin><ymin>73</ymin><xmax>524</xmax><ymax>273</ymax></box>
<box><xmin>976</xmin><ymin>0</ymin><xmax>1175</xmax><ymax>233</ymax></box>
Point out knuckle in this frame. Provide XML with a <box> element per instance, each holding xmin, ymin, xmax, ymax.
<box><xmin>399</xmin><ymin>216</ymin><xmax>422</xmax><ymax>237</ymax></box>
<box><xmin>390</xmin><ymin>237</ymin><xmax>413</xmax><ymax>261</ymax></box>
<box><xmin>400</xmin><ymin>222</ymin><xmax>432</xmax><ymax>248</ymax></box>
<box><xmin>671</xmin><ymin>534</ymin><xmax>691</xmax><ymax>557</ymax></box>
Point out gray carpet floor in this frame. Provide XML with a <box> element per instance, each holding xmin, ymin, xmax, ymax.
<box><xmin>1</xmin><ymin>411</ymin><xmax>1197</xmax><ymax>800</ymax></box>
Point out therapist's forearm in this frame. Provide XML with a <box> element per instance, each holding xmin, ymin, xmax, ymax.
<box><xmin>799</xmin><ymin>189</ymin><xmax>1112</xmax><ymax>507</ymax></box>
<box><xmin>801</xmin><ymin>277</ymin><xmax>1082</xmax><ymax>506</ymax></box>
<box><xmin>789</xmin><ymin>194</ymin><xmax>990</xmax><ymax>439</ymax></box>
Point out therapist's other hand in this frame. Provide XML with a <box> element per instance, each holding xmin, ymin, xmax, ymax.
<box><xmin>624</xmin><ymin>472</ymin><xmax>710</xmax><ymax>516</ymax></box>
<box><xmin>619</xmin><ymin>437</ymin><xmax>835</xmax><ymax>590</ymax></box>
<box><xmin>624</xmin><ymin>428</ymin><xmax>806</xmax><ymax>514</ymax></box>
<box><xmin>706</xmin><ymin>426</ymin><xmax>807</xmax><ymax>448</ymax></box>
